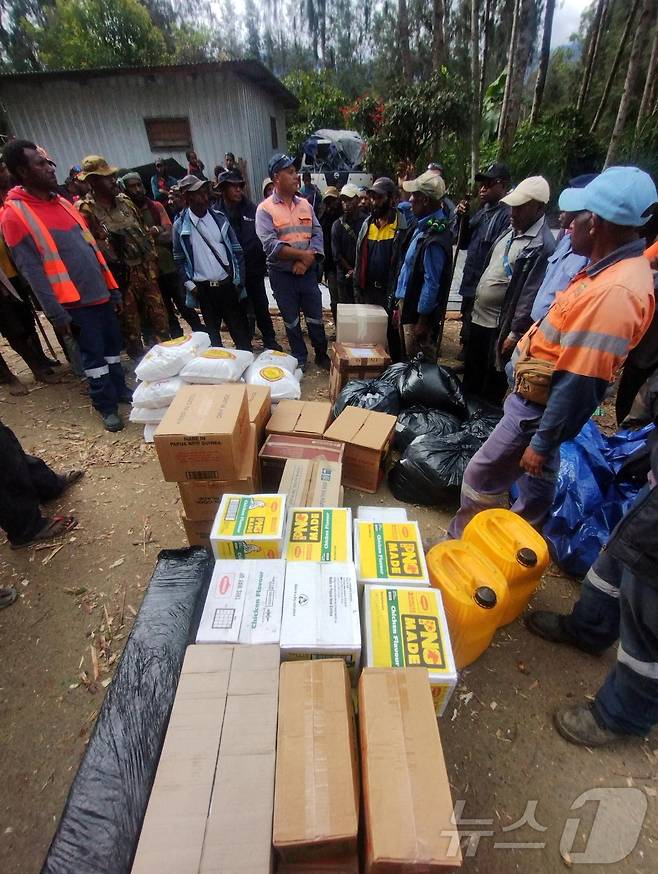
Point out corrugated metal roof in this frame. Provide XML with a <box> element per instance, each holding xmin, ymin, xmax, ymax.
<box><xmin>0</xmin><ymin>59</ymin><xmax>298</xmax><ymax>109</ymax></box>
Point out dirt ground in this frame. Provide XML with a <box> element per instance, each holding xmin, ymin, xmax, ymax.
<box><xmin>0</xmin><ymin>314</ymin><xmax>656</xmax><ymax>874</ymax></box>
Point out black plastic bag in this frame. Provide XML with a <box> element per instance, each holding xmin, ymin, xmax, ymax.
<box><xmin>376</xmin><ymin>361</ymin><xmax>408</xmax><ymax>389</ymax></box>
<box><xmin>394</xmin><ymin>405</ymin><xmax>461</xmax><ymax>452</ymax></box>
<box><xmin>42</xmin><ymin>547</ymin><xmax>213</xmax><ymax>874</ymax></box>
<box><xmin>397</xmin><ymin>355</ymin><xmax>466</xmax><ymax>417</ymax></box>
<box><xmin>333</xmin><ymin>378</ymin><xmax>400</xmax><ymax>418</ymax></box>
<box><xmin>388</xmin><ymin>432</ymin><xmax>482</xmax><ymax>505</ymax></box>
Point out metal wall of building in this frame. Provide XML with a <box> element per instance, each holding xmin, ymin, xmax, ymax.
<box><xmin>1</xmin><ymin>68</ymin><xmax>288</xmax><ymax>197</ymax></box>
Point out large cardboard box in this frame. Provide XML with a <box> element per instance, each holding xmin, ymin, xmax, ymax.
<box><xmin>196</xmin><ymin>559</ymin><xmax>286</xmax><ymax>644</ymax></box>
<box><xmin>274</xmin><ymin>660</ymin><xmax>359</xmax><ymax>863</ymax></box>
<box><xmin>266</xmin><ymin>400</ymin><xmax>333</xmax><ymax>439</ymax></box>
<box><xmin>362</xmin><ymin>585</ymin><xmax>457</xmax><ymax>716</ymax></box>
<box><xmin>324</xmin><ymin>408</ymin><xmax>396</xmax><ymax>493</ymax></box>
<box><xmin>200</xmin><ymin>644</ymin><xmax>280</xmax><ymax>874</ymax></box>
<box><xmin>336</xmin><ymin>303</ymin><xmax>388</xmax><ymax>349</ymax></box>
<box><xmin>278</xmin><ymin>459</ymin><xmax>314</xmax><ymax>508</ymax></box>
<box><xmin>284</xmin><ymin>508</ymin><xmax>353</xmax><ymax>562</ymax></box>
<box><xmin>181</xmin><ymin>513</ymin><xmax>213</xmax><ymax>548</ymax></box>
<box><xmin>247</xmin><ymin>385</ymin><xmax>272</xmax><ymax>446</ymax></box>
<box><xmin>279</xmin><ymin>459</ymin><xmax>343</xmax><ymax>508</ymax></box>
<box><xmin>155</xmin><ymin>384</ymin><xmax>250</xmax><ymax>482</ymax></box>
<box><xmin>329</xmin><ymin>343</ymin><xmax>391</xmax><ymax>403</ymax></box>
<box><xmin>178</xmin><ymin>424</ymin><xmax>260</xmax><ymax>521</ymax></box>
<box><xmin>359</xmin><ymin>668</ymin><xmax>461</xmax><ymax>871</ymax></box>
<box><xmin>280</xmin><ymin>562</ymin><xmax>361</xmax><ymax>674</ymax></box>
<box><xmin>210</xmin><ymin>494</ymin><xmax>287</xmax><ymax>560</ymax></box>
<box><xmin>354</xmin><ymin>519</ymin><xmax>430</xmax><ymax>587</ymax></box>
<box><xmin>260</xmin><ymin>434</ymin><xmax>344</xmax><ymax>491</ymax></box>
<box><xmin>131</xmin><ymin>646</ymin><xmax>232</xmax><ymax>874</ymax></box>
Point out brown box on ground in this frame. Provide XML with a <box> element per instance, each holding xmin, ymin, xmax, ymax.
<box><xmin>359</xmin><ymin>668</ymin><xmax>462</xmax><ymax>872</ymax></box>
<box><xmin>155</xmin><ymin>385</ymin><xmax>249</xmax><ymax>482</ymax></box>
<box><xmin>277</xmin><ymin>858</ymin><xmax>359</xmax><ymax>874</ymax></box>
<box><xmin>279</xmin><ymin>458</ymin><xmax>343</xmax><ymax>508</ymax></box>
<box><xmin>247</xmin><ymin>385</ymin><xmax>272</xmax><ymax>446</ymax></box>
<box><xmin>266</xmin><ymin>400</ymin><xmax>333</xmax><ymax>439</ymax></box>
<box><xmin>273</xmin><ymin>660</ymin><xmax>359</xmax><ymax>863</ymax></box>
<box><xmin>324</xmin><ymin>407</ymin><xmax>396</xmax><ymax>493</ymax></box>
<box><xmin>329</xmin><ymin>343</ymin><xmax>392</xmax><ymax>402</ymax></box>
<box><xmin>178</xmin><ymin>424</ymin><xmax>260</xmax><ymax>521</ymax></box>
<box><xmin>259</xmin><ymin>434</ymin><xmax>344</xmax><ymax>492</ymax></box>
<box><xmin>181</xmin><ymin>513</ymin><xmax>212</xmax><ymax>548</ymax></box>
<box><xmin>279</xmin><ymin>459</ymin><xmax>314</xmax><ymax>508</ymax></box>
<box><xmin>131</xmin><ymin>646</ymin><xmax>232</xmax><ymax>874</ymax></box>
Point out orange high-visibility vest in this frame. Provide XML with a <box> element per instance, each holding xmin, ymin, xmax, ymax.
<box><xmin>5</xmin><ymin>196</ymin><xmax>117</xmax><ymax>304</ymax></box>
<box><xmin>259</xmin><ymin>194</ymin><xmax>313</xmax><ymax>249</ymax></box>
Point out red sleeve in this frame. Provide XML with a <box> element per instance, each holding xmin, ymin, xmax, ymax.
<box><xmin>155</xmin><ymin>202</ymin><xmax>171</xmax><ymax>227</ymax></box>
<box><xmin>0</xmin><ymin>206</ymin><xmax>29</xmax><ymax>247</ymax></box>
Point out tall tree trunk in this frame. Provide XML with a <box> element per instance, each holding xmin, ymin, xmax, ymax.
<box><xmin>590</xmin><ymin>0</ymin><xmax>639</xmax><ymax>133</ymax></box>
<box><xmin>499</xmin><ymin>0</ymin><xmax>535</xmax><ymax>157</ymax></box>
<box><xmin>478</xmin><ymin>0</ymin><xmax>492</xmax><ymax>112</ymax></box>
<box><xmin>576</xmin><ymin>0</ymin><xmax>606</xmax><ymax>113</ymax></box>
<box><xmin>605</xmin><ymin>0</ymin><xmax>653</xmax><ymax>167</ymax></box>
<box><xmin>529</xmin><ymin>0</ymin><xmax>555</xmax><ymax>123</ymax></box>
<box><xmin>470</xmin><ymin>0</ymin><xmax>481</xmax><ymax>183</ymax></box>
<box><xmin>432</xmin><ymin>0</ymin><xmax>446</xmax><ymax>70</ymax></box>
<box><xmin>398</xmin><ymin>0</ymin><xmax>413</xmax><ymax>82</ymax></box>
<box><xmin>634</xmin><ymin>4</ymin><xmax>658</xmax><ymax>144</ymax></box>
<box><xmin>498</xmin><ymin>0</ymin><xmax>521</xmax><ymax>143</ymax></box>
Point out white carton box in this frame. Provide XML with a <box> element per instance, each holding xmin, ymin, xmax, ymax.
<box><xmin>353</xmin><ymin>519</ymin><xmax>430</xmax><ymax>588</ymax></box>
<box><xmin>196</xmin><ymin>559</ymin><xmax>286</xmax><ymax>644</ymax></box>
<box><xmin>336</xmin><ymin>303</ymin><xmax>389</xmax><ymax>348</ymax></box>
<box><xmin>280</xmin><ymin>562</ymin><xmax>361</xmax><ymax>675</ymax></box>
<box><xmin>356</xmin><ymin>506</ymin><xmax>408</xmax><ymax>523</ymax></box>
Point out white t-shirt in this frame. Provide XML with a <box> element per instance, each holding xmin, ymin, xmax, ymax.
<box><xmin>190</xmin><ymin>211</ymin><xmax>229</xmax><ymax>282</ymax></box>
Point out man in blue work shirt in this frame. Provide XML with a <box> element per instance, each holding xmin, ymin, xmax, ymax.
<box><xmin>391</xmin><ymin>170</ymin><xmax>452</xmax><ymax>361</ymax></box>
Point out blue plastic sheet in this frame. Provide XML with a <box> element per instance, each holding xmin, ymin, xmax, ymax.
<box><xmin>543</xmin><ymin>421</ymin><xmax>655</xmax><ymax>576</ymax></box>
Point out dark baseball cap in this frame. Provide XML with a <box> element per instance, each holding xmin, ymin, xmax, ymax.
<box><xmin>475</xmin><ymin>162</ymin><xmax>511</xmax><ymax>183</ymax></box>
<box><xmin>217</xmin><ymin>170</ymin><xmax>245</xmax><ymax>187</ymax></box>
<box><xmin>368</xmin><ymin>176</ymin><xmax>398</xmax><ymax>196</ymax></box>
<box><xmin>268</xmin><ymin>153</ymin><xmax>296</xmax><ymax>178</ymax></box>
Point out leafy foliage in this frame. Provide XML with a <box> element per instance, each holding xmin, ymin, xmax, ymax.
<box><xmin>282</xmin><ymin>69</ymin><xmax>350</xmax><ymax>154</ymax></box>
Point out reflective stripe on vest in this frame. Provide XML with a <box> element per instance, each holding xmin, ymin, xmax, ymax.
<box><xmin>261</xmin><ymin>195</ymin><xmax>313</xmax><ymax>248</ymax></box>
<box><xmin>54</xmin><ymin>197</ymin><xmax>118</xmax><ymax>291</ymax></box>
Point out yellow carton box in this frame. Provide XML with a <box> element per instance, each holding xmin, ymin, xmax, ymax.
<box><xmin>363</xmin><ymin>585</ymin><xmax>457</xmax><ymax>716</ymax></box>
<box><xmin>210</xmin><ymin>494</ymin><xmax>287</xmax><ymax>560</ymax></box>
<box><xmin>284</xmin><ymin>508</ymin><xmax>353</xmax><ymax>562</ymax></box>
<box><xmin>354</xmin><ymin>520</ymin><xmax>429</xmax><ymax>587</ymax></box>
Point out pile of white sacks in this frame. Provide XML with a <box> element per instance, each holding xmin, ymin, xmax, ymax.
<box><xmin>129</xmin><ymin>332</ymin><xmax>303</xmax><ymax>441</ymax></box>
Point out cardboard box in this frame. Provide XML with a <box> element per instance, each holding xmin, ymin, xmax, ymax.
<box><xmin>280</xmin><ymin>562</ymin><xmax>361</xmax><ymax>674</ymax></box>
<box><xmin>247</xmin><ymin>385</ymin><xmax>272</xmax><ymax>446</ymax></box>
<box><xmin>200</xmin><ymin>644</ymin><xmax>280</xmax><ymax>874</ymax></box>
<box><xmin>284</xmin><ymin>508</ymin><xmax>353</xmax><ymax>562</ymax></box>
<box><xmin>336</xmin><ymin>303</ymin><xmax>388</xmax><ymax>349</ymax></box>
<box><xmin>359</xmin><ymin>668</ymin><xmax>461</xmax><ymax>870</ymax></box>
<box><xmin>324</xmin><ymin>408</ymin><xmax>396</xmax><ymax>493</ymax></box>
<box><xmin>131</xmin><ymin>646</ymin><xmax>232</xmax><ymax>874</ymax></box>
<box><xmin>177</xmin><ymin>424</ymin><xmax>260</xmax><ymax>521</ymax></box>
<box><xmin>210</xmin><ymin>494</ymin><xmax>286</xmax><ymax>560</ymax></box>
<box><xmin>182</xmin><ymin>513</ymin><xmax>212</xmax><ymax>548</ymax></box>
<box><xmin>362</xmin><ymin>586</ymin><xmax>458</xmax><ymax>716</ymax></box>
<box><xmin>354</xmin><ymin>520</ymin><xmax>430</xmax><ymax>587</ymax></box>
<box><xmin>155</xmin><ymin>384</ymin><xmax>250</xmax><ymax>482</ymax></box>
<box><xmin>277</xmin><ymin>859</ymin><xmax>359</xmax><ymax>874</ymax></box>
<box><xmin>274</xmin><ymin>660</ymin><xmax>359</xmax><ymax>862</ymax></box>
<box><xmin>260</xmin><ymin>434</ymin><xmax>344</xmax><ymax>491</ymax></box>
<box><xmin>279</xmin><ymin>459</ymin><xmax>314</xmax><ymax>508</ymax></box>
<box><xmin>266</xmin><ymin>400</ymin><xmax>333</xmax><ymax>439</ymax></box>
<box><xmin>279</xmin><ymin>459</ymin><xmax>343</xmax><ymax>508</ymax></box>
<box><xmin>329</xmin><ymin>343</ymin><xmax>391</xmax><ymax>402</ymax></box>
<box><xmin>357</xmin><ymin>506</ymin><xmax>408</xmax><ymax>523</ymax></box>
<box><xmin>196</xmin><ymin>559</ymin><xmax>286</xmax><ymax>644</ymax></box>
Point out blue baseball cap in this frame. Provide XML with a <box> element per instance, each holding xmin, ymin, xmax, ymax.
<box><xmin>268</xmin><ymin>153</ymin><xmax>295</xmax><ymax>178</ymax></box>
<box><xmin>559</xmin><ymin>166</ymin><xmax>658</xmax><ymax>227</ymax></box>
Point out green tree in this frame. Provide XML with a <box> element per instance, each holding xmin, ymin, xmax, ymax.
<box><xmin>283</xmin><ymin>69</ymin><xmax>349</xmax><ymax>154</ymax></box>
<box><xmin>32</xmin><ymin>0</ymin><xmax>168</xmax><ymax>69</ymax></box>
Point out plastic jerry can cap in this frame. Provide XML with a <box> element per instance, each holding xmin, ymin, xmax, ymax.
<box><xmin>517</xmin><ymin>547</ymin><xmax>538</xmax><ymax>567</ymax></box>
<box><xmin>474</xmin><ymin>586</ymin><xmax>498</xmax><ymax>609</ymax></box>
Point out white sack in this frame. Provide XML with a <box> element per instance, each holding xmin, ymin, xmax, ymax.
<box><xmin>132</xmin><ymin>376</ymin><xmax>184</xmax><ymax>409</ymax></box>
<box><xmin>179</xmin><ymin>347</ymin><xmax>254</xmax><ymax>384</ymax></box>
<box><xmin>134</xmin><ymin>332</ymin><xmax>211</xmax><ymax>382</ymax></box>
<box><xmin>244</xmin><ymin>362</ymin><xmax>302</xmax><ymax>401</ymax></box>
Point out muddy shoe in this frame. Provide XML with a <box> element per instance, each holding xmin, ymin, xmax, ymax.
<box><xmin>6</xmin><ymin>376</ymin><xmax>29</xmax><ymax>396</ymax></box>
<box><xmin>34</xmin><ymin>369</ymin><xmax>61</xmax><ymax>385</ymax></box>
<box><xmin>555</xmin><ymin>703</ymin><xmax>629</xmax><ymax>747</ymax></box>
<box><xmin>102</xmin><ymin>412</ymin><xmax>124</xmax><ymax>432</ymax></box>
<box><xmin>525</xmin><ymin>611</ymin><xmax>603</xmax><ymax>655</ymax></box>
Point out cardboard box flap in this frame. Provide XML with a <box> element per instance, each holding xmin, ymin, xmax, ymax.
<box><xmin>325</xmin><ymin>407</ymin><xmax>396</xmax><ymax>450</ymax></box>
<box><xmin>274</xmin><ymin>660</ymin><xmax>359</xmax><ymax>856</ymax></box>
<box><xmin>297</xmin><ymin>402</ymin><xmax>332</xmax><ymax>435</ymax></box>
<box><xmin>156</xmin><ymin>384</ymin><xmax>247</xmax><ymax>438</ymax></box>
<box><xmin>261</xmin><ymin>434</ymin><xmax>345</xmax><ymax>462</ymax></box>
<box><xmin>360</xmin><ymin>668</ymin><xmax>461</xmax><ymax>869</ymax></box>
<box><xmin>268</xmin><ymin>400</ymin><xmax>305</xmax><ymax>433</ymax></box>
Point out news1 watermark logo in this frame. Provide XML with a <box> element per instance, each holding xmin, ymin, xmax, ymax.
<box><xmin>442</xmin><ymin>788</ymin><xmax>649</xmax><ymax>863</ymax></box>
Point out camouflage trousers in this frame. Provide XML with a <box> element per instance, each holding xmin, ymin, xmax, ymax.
<box><xmin>120</xmin><ymin>263</ymin><xmax>170</xmax><ymax>359</ymax></box>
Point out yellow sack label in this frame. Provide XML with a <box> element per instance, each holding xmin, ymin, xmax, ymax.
<box><xmin>259</xmin><ymin>366</ymin><xmax>285</xmax><ymax>382</ymax></box>
<box><xmin>161</xmin><ymin>335</ymin><xmax>191</xmax><ymax>347</ymax></box>
<box><xmin>202</xmin><ymin>349</ymin><xmax>235</xmax><ymax>359</ymax></box>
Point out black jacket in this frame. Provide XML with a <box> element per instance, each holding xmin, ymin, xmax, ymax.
<box><xmin>216</xmin><ymin>196</ymin><xmax>266</xmax><ymax>278</ymax></box>
<box><xmin>459</xmin><ymin>200</ymin><xmax>511</xmax><ymax>299</ymax></box>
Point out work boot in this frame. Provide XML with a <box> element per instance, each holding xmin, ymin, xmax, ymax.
<box><xmin>554</xmin><ymin>704</ymin><xmax>629</xmax><ymax>747</ymax></box>
<box><xmin>525</xmin><ymin>611</ymin><xmax>604</xmax><ymax>655</ymax></box>
<box><xmin>102</xmin><ymin>412</ymin><xmax>124</xmax><ymax>432</ymax></box>
<box><xmin>315</xmin><ymin>352</ymin><xmax>331</xmax><ymax>371</ymax></box>
<box><xmin>117</xmin><ymin>389</ymin><xmax>134</xmax><ymax>404</ymax></box>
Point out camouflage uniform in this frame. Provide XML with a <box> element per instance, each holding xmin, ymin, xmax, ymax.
<box><xmin>79</xmin><ymin>193</ymin><xmax>169</xmax><ymax>358</ymax></box>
